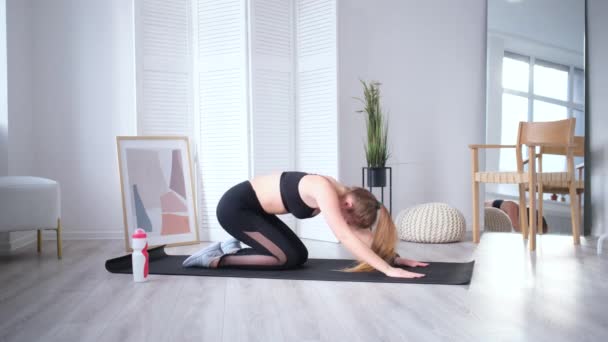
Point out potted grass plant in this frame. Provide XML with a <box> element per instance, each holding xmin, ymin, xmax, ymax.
<box><xmin>356</xmin><ymin>80</ymin><xmax>390</xmax><ymax>187</ymax></box>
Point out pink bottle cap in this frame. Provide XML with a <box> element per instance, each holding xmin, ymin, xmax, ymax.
<box><xmin>132</xmin><ymin>228</ymin><xmax>147</xmax><ymax>239</ymax></box>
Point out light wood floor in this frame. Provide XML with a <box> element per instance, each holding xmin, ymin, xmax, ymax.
<box><xmin>1</xmin><ymin>232</ymin><xmax>607</xmax><ymax>342</ymax></box>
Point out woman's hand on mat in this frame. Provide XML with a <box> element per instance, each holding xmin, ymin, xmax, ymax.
<box><xmin>385</xmin><ymin>267</ymin><xmax>425</xmax><ymax>279</ymax></box>
<box><xmin>395</xmin><ymin>257</ymin><xmax>429</xmax><ymax>268</ymax></box>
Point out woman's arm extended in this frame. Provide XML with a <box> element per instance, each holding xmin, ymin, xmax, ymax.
<box><xmin>394</xmin><ymin>257</ymin><xmax>429</xmax><ymax>268</ymax></box>
<box><xmin>350</xmin><ymin>232</ymin><xmax>428</xmax><ymax>268</ymax></box>
<box><xmin>310</xmin><ymin>177</ymin><xmax>424</xmax><ymax>278</ymax></box>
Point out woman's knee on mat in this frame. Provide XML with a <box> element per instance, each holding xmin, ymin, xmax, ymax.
<box><xmin>283</xmin><ymin>244</ymin><xmax>308</xmax><ymax>268</ymax></box>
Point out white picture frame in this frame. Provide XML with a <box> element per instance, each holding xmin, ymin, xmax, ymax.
<box><xmin>116</xmin><ymin>136</ymin><xmax>199</xmax><ymax>251</ymax></box>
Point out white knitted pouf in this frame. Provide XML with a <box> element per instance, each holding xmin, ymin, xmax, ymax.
<box><xmin>484</xmin><ymin>207</ymin><xmax>513</xmax><ymax>232</ymax></box>
<box><xmin>395</xmin><ymin>203</ymin><xmax>466</xmax><ymax>243</ymax></box>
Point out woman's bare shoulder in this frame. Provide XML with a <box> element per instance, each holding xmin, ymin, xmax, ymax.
<box><xmin>310</xmin><ymin>174</ymin><xmax>348</xmax><ymax>196</ymax></box>
<box><xmin>303</xmin><ymin>174</ymin><xmax>335</xmax><ymax>190</ymax></box>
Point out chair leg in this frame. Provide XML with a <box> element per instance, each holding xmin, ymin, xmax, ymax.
<box><xmin>518</xmin><ymin>184</ymin><xmax>528</xmax><ymax>239</ymax></box>
<box><xmin>528</xmin><ymin>147</ymin><xmax>537</xmax><ymax>251</ymax></box>
<box><xmin>578</xmin><ymin>192</ymin><xmax>583</xmax><ymax>234</ymax></box>
<box><xmin>37</xmin><ymin>229</ymin><xmax>42</xmax><ymax>253</ymax></box>
<box><xmin>538</xmin><ymin>183</ymin><xmax>544</xmax><ymax>235</ymax></box>
<box><xmin>529</xmin><ymin>189</ymin><xmax>537</xmax><ymax>251</ymax></box>
<box><xmin>56</xmin><ymin>218</ymin><xmax>62</xmax><ymax>259</ymax></box>
<box><xmin>472</xmin><ymin>180</ymin><xmax>480</xmax><ymax>243</ymax></box>
<box><xmin>569</xmin><ymin>184</ymin><xmax>581</xmax><ymax>245</ymax></box>
<box><xmin>471</xmin><ymin>148</ymin><xmax>480</xmax><ymax>244</ymax></box>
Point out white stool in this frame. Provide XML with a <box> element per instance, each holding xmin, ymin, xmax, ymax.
<box><xmin>0</xmin><ymin>176</ymin><xmax>62</xmax><ymax>258</ymax></box>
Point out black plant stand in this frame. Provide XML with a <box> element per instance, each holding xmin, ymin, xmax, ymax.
<box><xmin>361</xmin><ymin>167</ymin><xmax>392</xmax><ymax>214</ymax></box>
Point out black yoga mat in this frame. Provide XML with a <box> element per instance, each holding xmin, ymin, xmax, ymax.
<box><xmin>105</xmin><ymin>246</ymin><xmax>474</xmax><ymax>285</ymax></box>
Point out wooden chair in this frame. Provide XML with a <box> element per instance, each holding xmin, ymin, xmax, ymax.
<box><xmin>526</xmin><ymin>136</ymin><xmax>584</xmax><ymax>241</ymax></box>
<box><xmin>470</xmin><ymin>118</ymin><xmax>577</xmax><ymax>251</ymax></box>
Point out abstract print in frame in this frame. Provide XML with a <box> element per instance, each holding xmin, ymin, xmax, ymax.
<box><xmin>117</xmin><ymin>136</ymin><xmax>199</xmax><ymax>251</ymax></box>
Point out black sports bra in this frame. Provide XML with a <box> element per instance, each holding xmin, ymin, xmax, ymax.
<box><xmin>279</xmin><ymin>171</ymin><xmax>319</xmax><ymax>219</ymax></box>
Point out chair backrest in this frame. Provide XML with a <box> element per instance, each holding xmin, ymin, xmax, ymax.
<box><xmin>517</xmin><ymin>118</ymin><xmax>575</xmax><ymax>147</ymax></box>
<box><xmin>540</xmin><ymin>136</ymin><xmax>584</xmax><ymax>157</ymax></box>
<box><xmin>515</xmin><ymin>118</ymin><xmax>576</xmax><ymax>172</ymax></box>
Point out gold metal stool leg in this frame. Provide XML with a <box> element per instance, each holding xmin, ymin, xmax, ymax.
<box><xmin>56</xmin><ymin>218</ymin><xmax>62</xmax><ymax>259</ymax></box>
<box><xmin>37</xmin><ymin>229</ymin><xmax>42</xmax><ymax>253</ymax></box>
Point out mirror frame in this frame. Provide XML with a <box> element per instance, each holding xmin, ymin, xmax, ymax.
<box><xmin>484</xmin><ymin>0</ymin><xmax>591</xmax><ymax>236</ymax></box>
<box><xmin>584</xmin><ymin>0</ymin><xmax>590</xmax><ymax>236</ymax></box>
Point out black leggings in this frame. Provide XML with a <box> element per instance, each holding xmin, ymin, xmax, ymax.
<box><xmin>215</xmin><ymin>181</ymin><xmax>308</xmax><ymax>270</ymax></box>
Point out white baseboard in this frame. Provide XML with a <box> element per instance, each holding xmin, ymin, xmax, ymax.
<box><xmin>41</xmin><ymin>229</ymin><xmax>125</xmax><ymax>241</ymax></box>
<box><xmin>12</xmin><ymin>231</ymin><xmax>36</xmax><ymax>250</ymax></box>
<box><xmin>0</xmin><ymin>229</ymin><xmax>125</xmax><ymax>253</ymax></box>
<box><xmin>39</xmin><ymin>228</ymin><xmax>232</xmax><ymax>243</ymax></box>
<box><xmin>0</xmin><ymin>231</ymin><xmax>36</xmax><ymax>255</ymax></box>
<box><xmin>0</xmin><ymin>237</ymin><xmax>13</xmax><ymax>255</ymax></box>
<box><xmin>0</xmin><ymin>228</ymin><xmax>234</xmax><ymax>253</ymax></box>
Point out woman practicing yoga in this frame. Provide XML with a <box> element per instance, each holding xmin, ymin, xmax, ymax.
<box><xmin>183</xmin><ymin>171</ymin><xmax>428</xmax><ymax>278</ymax></box>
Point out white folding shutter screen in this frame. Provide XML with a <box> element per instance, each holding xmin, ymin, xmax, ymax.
<box><xmin>195</xmin><ymin>0</ymin><xmax>250</xmax><ymax>238</ymax></box>
<box><xmin>250</xmin><ymin>0</ymin><xmax>296</xmax><ymax>230</ymax></box>
<box><xmin>135</xmin><ymin>0</ymin><xmax>193</xmax><ymax>136</ymax></box>
<box><xmin>295</xmin><ymin>0</ymin><xmax>339</xmax><ymax>242</ymax></box>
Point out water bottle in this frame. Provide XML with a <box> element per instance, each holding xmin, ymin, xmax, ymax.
<box><xmin>132</xmin><ymin>228</ymin><xmax>149</xmax><ymax>282</ymax></box>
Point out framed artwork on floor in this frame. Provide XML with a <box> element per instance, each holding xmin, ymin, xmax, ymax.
<box><xmin>116</xmin><ymin>136</ymin><xmax>199</xmax><ymax>252</ymax></box>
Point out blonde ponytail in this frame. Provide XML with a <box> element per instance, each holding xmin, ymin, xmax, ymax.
<box><xmin>343</xmin><ymin>205</ymin><xmax>398</xmax><ymax>272</ymax></box>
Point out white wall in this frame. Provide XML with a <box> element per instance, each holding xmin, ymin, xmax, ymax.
<box><xmin>3</xmin><ymin>0</ymin><xmax>136</xmax><ymax>248</ymax></box>
<box><xmin>338</xmin><ymin>0</ymin><xmax>486</xmax><ymax>226</ymax></box>
<box><xmin>7</xmin><ymin>0</ymin><xmax>33</xmax><ymax>177</ymax></box>
<box><xmin>0</xmin><ymin>0</ymin><xmax>10</xmax><ymax>250</ymax></box>
<box><xmin>34</xmin><ymin>0</ymin><xmax>136</xmax><ymax>240</ymax></box>
<box><xmin>3</xmin><ymin>0</ymin><xmax>34</xmax><ymax>250</ymax></box>
<box><xmin>0</xmin><ymin>0</ymin><xmax>8</xmax><ymax>177</ymax></box>
<box><xmin>588</xmin><ymin>0</ymin><xmax>608</xmax><ymax>237</ymax></box>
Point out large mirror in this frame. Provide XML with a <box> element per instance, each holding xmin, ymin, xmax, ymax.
<box><xmin>485</xmin><ymin>0</ymin><xmax>586</xmax><ymax>235</ymax></box>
